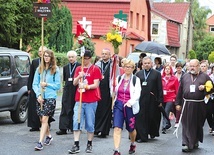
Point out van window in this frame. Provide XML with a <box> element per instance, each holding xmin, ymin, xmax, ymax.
<box><xmin>0</xmin><ymin>56</ymin><xmax>11</xmax><ymax>77</ymax></box>
<box><xmin>15</xmin><ymin>55</ymin><xmax>30</xmax><ymax>76</ymax></box>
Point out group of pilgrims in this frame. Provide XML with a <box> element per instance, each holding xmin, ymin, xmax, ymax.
<box><xmin>27</xmin><ymin>46</ymin><xmax>214</xmax><ymax>154</ymax></box>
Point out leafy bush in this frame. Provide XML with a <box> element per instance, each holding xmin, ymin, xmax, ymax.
<box><xmin>55</xmin><ymin>52</ymin><xmax>68</xmax><ymax>67</ymax></box>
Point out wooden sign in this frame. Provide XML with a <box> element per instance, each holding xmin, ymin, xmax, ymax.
<box><xmin>33</xmin><ymin>3</ymin><xmax>52</xmax><ymax>18</ymax></box>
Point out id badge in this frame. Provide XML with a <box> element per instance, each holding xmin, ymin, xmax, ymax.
<box><xmin>142</xmin><ymin>82</ymin><xmax>147</xmax><ymax>86</ymax></box>
<box><xmin>190</xmin><ymin>85</ymin><xmax>196</xmax><ymax>92</ymax></box>
<box><xmin>68</xmin><ymin>78</ymin><xmax>73</xmax><ymax>81</ymax></box>
<box><xmin>163</xmin><ymin>90</ymin><xmax>167</xmax><ymax>95</ymax></box>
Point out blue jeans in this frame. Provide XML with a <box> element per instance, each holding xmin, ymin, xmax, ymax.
<box><xmin>73</xmin><ymin>102</ymin><xmax>98</xmax><ymax>132</ymax></box>
<box><xmin>162</xmin><ymin>102</ymin><xmax>174</xmax><ymax>129</ymax></box>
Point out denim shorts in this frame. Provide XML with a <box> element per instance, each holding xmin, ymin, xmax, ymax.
<box><xmin>73</xmin><ymin>101</ymin><xmax>98</xmax><ymax>132</ymax></box>
<box><xmin>113</xmin><ymin>100</ymin><xmax>136</xmax><ymax>132</ymax></box>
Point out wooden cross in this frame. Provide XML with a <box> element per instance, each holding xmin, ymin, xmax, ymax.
<box><xmin>114</xmin><ymin>10</ymin><xmax>127</xmax><ymax>22</ymax></box>
<box><xmin>78</xmin><ymin>17</ymin><xmax>92</xmax><ymax>37</ymax></box>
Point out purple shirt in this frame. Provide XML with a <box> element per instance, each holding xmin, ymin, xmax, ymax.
<box><xmin>117</xmin><ymin>79</ymin><xmax>131</xmax><ymax>103</ymax></box>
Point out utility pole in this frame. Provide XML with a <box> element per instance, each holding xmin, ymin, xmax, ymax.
<box><xmin>186</xmin><ymin>0</ymin><xmax>193</xmax><ymax>58</ymax></box>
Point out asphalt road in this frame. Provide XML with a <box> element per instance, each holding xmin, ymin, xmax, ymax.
<box><xmin>0</xmin><ymin>98</ymin><xmax>214</xmax><ymax>155</ymax></box>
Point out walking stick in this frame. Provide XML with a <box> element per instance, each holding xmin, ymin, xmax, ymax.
<box><xmin>173</xmin><ymin>99</ymin><xmax>187</xmax><ymax>138</ymax></box>
<box><xmin>77</xmin><ymin>46</ymin><xmax>85</xmax><ymax>129</ymax></box>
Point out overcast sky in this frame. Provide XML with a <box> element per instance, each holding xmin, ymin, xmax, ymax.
<box><xmin>198</xmin><ymin>0</ymin><xmax>214</xmax><ymax>15</ymax></box>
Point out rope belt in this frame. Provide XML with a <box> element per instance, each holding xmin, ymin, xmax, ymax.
<box><xmin>183</xmin><ymin>98</ymin><xmax>204</xmax><ymax>103</ymax></box>
<box><xmin>173</xmin><ymin>98</ymin><xmax>204</xmax><ymax>138</ymax></box>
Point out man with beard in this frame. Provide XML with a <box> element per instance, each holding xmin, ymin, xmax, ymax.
<box><xmin>94</xmin><ymin>48</ymin><xmax>112</xmax><ymax>137</ymax></box>
<box><xmin>135</xmin><ymin>56</ymin><xmax>163</xmax><ymax>142</ymax></box>
<box><xmin>27</xmin><ymin>46</ymin><xmax>47</xmax><ymax>131</ymax></box>
<box><xmin>56</xmin><ymin>50</ymin><xmax>80</xmax><ymax>135</ymax></box>
<box><xmin>175</xmin><ymin>59</ymin><xmax>213</xmax><ymax>152</ymax></box>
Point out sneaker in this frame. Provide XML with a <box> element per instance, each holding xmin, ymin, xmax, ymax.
<box><xmin>182</xmin><ymin>145</ymin><xmax>191</xmax><ymax>152</ymax></box>
<box><xmin>68</xmin><ymin>145</ymin><xmax>80</xmax><ymax>154</ymax></box>
<box><xmin>194</xmin><ymin>142</ymin><xmax>199</xmax><ymax>149</ymax></box>
<box><xmin>129</xmin><ymin>144</ymin><xmax>136</xmax><ymax>154</ymax></box>
<box><xmin>162</xmin><ymin>128</ymin><xmax>166</xmax><ymax>134</ymax></box>
<box><xmin>165</xmin><ymin>124</ymin><xmax>172</xmax><ymax>130</ymax></box>
<box><xmin>85</xmin><ymin>145</ymin><xmax>92</xmax><ymax>153</ymax></box>
<box><xmin>113</xmin><ymin>150</ymin><xmax>121</xmax><ymax>155</ymax></box>
<box><xmin>174</xmin><ymin>123</ymin><xmax>179</xmax><ymax>128</ymax></box>
<box><xmin>35</xmin><ymin>142</ymin><xmax>43</xmax><ymax>151</ymax></box>
<box><xmin>44</xmin><ymin>136</ymin><xmax>53</xmax><ymax>145</ymax></box>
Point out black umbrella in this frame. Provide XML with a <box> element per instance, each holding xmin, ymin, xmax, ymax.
<box><xmin>135</xmin><ymin>41</ymin><xmax>171</xmax><ymax>55</ymax></box>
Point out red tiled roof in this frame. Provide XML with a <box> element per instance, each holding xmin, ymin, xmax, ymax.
<box><xmin>207</xmin><ymin>15</ymin><xmax>214</xmax><ymax>25</ymax></box>
<box><xmin>153</xmin><ymin>2</ymin><xmax>190</xmax><ymax>24</ymax></box>
<box><xmin>126</xmin><ymin>31</ymin><xmax>145</xmax><ymax>41</ymax></box>
<box><xmin>63</xmin><ymin>1</ymin><xmax>130</xmax><ymax>36</ymax></box>
<box><xmin>167</xmin><ymin>21</ymin><xmax>180</xmax><ymax>47</ymax></box>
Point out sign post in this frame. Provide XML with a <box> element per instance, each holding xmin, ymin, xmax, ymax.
<box><xmin>33</xmin><ymin>1</ymin><xmax>52</xmax><ymax>110</ymax></box>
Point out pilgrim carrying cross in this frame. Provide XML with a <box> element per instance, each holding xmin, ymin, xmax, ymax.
<box><xmin>114</xmin><ymin>10</ymin><xmax>127</xmax><ymax>22</ymax></box>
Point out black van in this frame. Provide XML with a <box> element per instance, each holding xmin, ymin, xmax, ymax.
<box><xmin>0</xmin><ymin>47</ymin><xmax>30</xmax><ymax>123</ymax></box>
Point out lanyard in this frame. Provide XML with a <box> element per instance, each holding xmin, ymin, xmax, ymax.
<box><xmin>83</xmin><ymin>65</ymin><xmax>92</xmax><ymax>80</ymax></box>
<box><xmin>69</xmin><ymin>62</ymin><xmax>77</xmax><ymax>77</ymax></box>
<box><xmin>101</xmin><ymin>60</ymin><xmax>110</xmax><ymax>74</ymax></box>
<box><xmin>144</xmin><ymin>69</ymin><xmax>151</xmax><ymax>81</ymax></box>
<box><xmin>191</xmin><ymin>74</ymin><xmax>198</xmax><ymax>83</ymax></box>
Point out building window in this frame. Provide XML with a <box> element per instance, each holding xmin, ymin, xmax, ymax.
<box><xmin>142</xmin><ymin>15</ymin><xmax>145</xmax><ymax>31</ymax></box>
<box><xmin>210</xmin><ymin>26</ymin><xmax>214</xmax><ymax>32</ymax></box>
<box><xmin>152</xmin><ymin>23</ymin><xmax>159</xmax><ymax>35</ymax></box>
<box><xmin>130</xmin><ymin>44</ymin><xmax>134</xmax><ymax>53</ymax></box>
<box><xmin>136</xmin><ymin>13</ymin><xmax>139</xmax><ymax>29</ymax></box>
<box><xmin>130</xmin><ymin>11</ymin><xmax>133</xmax><ymax>28</ymax></box>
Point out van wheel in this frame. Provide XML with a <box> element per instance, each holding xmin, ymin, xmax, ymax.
<box><xmin>11</xmin><ymin>96</ymin><xmax>28</xmax><ymax>123</ymax></box>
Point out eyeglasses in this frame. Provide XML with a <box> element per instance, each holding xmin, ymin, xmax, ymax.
<box><xmin>44</xmin><ymin>55</ymin><xmax>50</xmax><ymax>58</ymax></box>
<box><xmin>124</xmin><ymin>66</ymin><xmax>134</xmax><ymax>69</ymax></box>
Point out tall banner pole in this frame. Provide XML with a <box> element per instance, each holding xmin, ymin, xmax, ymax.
<box><xmin>40</xmin><ymin>17</ymin><xmax>44</xmax><ymax>111</ymax></box>
<box><xmin>33</xmin><ymin>1</ymin><xmax>52</xmax><ymax>110</ymax></box>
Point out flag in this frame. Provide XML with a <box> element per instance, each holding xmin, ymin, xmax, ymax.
<box><xmin>112</xmin><ymin>18</ymin><xmax>127</xmax><ymax>33</ymax></box>
<box><xmin>112</xmin><ymin>10</ymin><xmax>127</xmax><ymax>34</ymax></box>
<box><xmin>76</xmin><ymin>21</ymin><xmax>86</xmax><ymax>37</ymax></box>
<box><xmin>110</xmin><ymin>54</ymin><xmax>120</xmax><ymax>96</ymax></box>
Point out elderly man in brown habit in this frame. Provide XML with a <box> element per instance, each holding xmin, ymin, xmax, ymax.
<box><xmin>175</xmin><ymin>59</ymin><xmax>213</xmax><ymax>152</ymax></box>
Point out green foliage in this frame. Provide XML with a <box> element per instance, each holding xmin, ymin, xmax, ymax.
<box><xmin>73</xmin><ymin>33</ymin><xmax>96</xmax><ymax>56</ymax></box>
<box><xmin>47</xmin><ymin>5</ymin><xmax>73</xmax><ymax>53</ymax></box>
<box><xmin>195</xmin><ymin>35</ymin><xmax>214</xmax><ymax>60</ymax></box>
<box><xmin>54</xmin><ymin>52</ymin><xmax>68</xmax><ymax>67</ymax></box>
<box><xmin>175</xmin><ymin>0</ymin><xmax>212</xmax><ymax>57</ymax></box>
<box><xmin>188</xmin><ymin>49</ymin><xmax>196</xmax><ymax>59</ymax></box>
<box><xmin>208</xmin><ymin>52</ymin><xmax>214</xmax><ymax>63</ymax></box>
<box><xmin>0</xmin><ymin>0</ymin><xmax>73</xmax><ymax>55</ymax></box>
<box><xmin>0</xmin><ymin>0</ymin><xmax>41</xmax><ymax>48</ymax></box>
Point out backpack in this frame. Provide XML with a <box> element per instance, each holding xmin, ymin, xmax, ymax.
<box><xmin>118</xmin><ymin>75</ymin><xmax>136</xmax><ymax>86</ymax></box>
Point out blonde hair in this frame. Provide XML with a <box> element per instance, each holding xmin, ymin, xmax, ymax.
<box><xmin>123</xmin><ymin>59</ymin><xmax>135</xmax><ymax>68</ymax></box>
<box><xmin>39</xmin><ymin>49</ymin><xmax>57</xmax><ymax>75</ymax></box>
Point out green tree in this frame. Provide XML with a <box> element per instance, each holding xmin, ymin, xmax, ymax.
<box><xmin>47</xmin><ymin>5</ymin><xmax>73</xmax><ymax>53</ymax></box>
<box><xmin>208</xmin><ymin>52</ymin><xmax>214</xmax><ymax>63</ymax></box>
<box><xmin>175</xmin><ymin>0</ymin><xmax>211</xmax><ymax>59</ymax></box>
<box><xmin>196</xmin><ymin>35</ymin><xmax>214</xmax><ymax>60</ymax></box>
<box><xmin>0</xmin><ymin>0</ymin><xmax>41</xmax><ymax>48</ymax></box>
<box><xmin>188</xmin><ymin>49</ymin><xmax>196</xmax><ymax>59</ymax></box>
